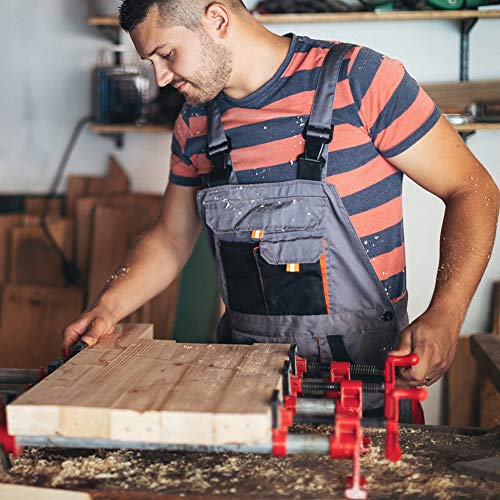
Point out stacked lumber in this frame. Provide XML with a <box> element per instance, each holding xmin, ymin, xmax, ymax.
<box><xmin>0</xmin><ymin>156</ymin><xmax>180</xmax><ymax>369</ymax></box>
<box><xmin>7</xmin><ymin>324</ymin><xmax>290</xmax><ymax>446</ymax></box>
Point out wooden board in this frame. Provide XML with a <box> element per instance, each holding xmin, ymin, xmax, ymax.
<box><xmin>8</xmin><ymin>333</ymin><xmax>289</xmax><ymax>446</ymax></box>
<box><xmin>470</xmin><ymin>334</ymin><xmax>500</xmax><ymax>428</ymax></box>
<box><xmin>66</xmin><ymin>156</ymin><xmax>130</xmax><ymax>218</ymax></box>
<box><xmin>87</xmin><ymin>204</ymin><xmax>151</xmax><ymax>304</ymax></box>
<box><xmin>491</xmin><ymin>281</ymin><xmax>500</xmax><ymax>335</ymax></box>
<box><xmin>0</xmin><ymin>284</ymin><xmax>84</xmax><ymax>369</ymax></box>
<box><xmin>0</xmin><ymin>484</ymin><xmax>90</xmax><ymax>499</ymax></box>
<box><xmin>24</xmin><ymin>197</ymin><xmax>62</xmax><ymax>218</ymax></box>
<box><xmin>141</xmin><ymin>278</ymin><xmax>181</xmax><ymax>340</ymax></box>
<box><xmin>9</xmin><ymin>219</ymin><xmax>74</xmax><ymax>287</ymax></box>
<box><xmin>0</xmin><ymin>214</ymin><xmax>21</xmax><ymax>285</ymax></box>
<box><xmin>446</xmin><ymin>337</ymin><xmax>479</xmax><ymax>427</ymax></box>
<box><xmin>75</xmin><ymin>194</ymin><xmax>160</xmax><ymax>280</ymax></box>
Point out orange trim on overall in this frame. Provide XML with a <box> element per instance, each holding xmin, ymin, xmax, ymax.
<box><xmin>320</xmin><ymin>240</ymin><xmax>330</xmax><ymax>314</ymax></box>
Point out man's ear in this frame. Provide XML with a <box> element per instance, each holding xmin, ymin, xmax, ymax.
<box><xmin>203</xmin><ymin>2</ymin><xmax>230</xmax><ymax>38</ymax></box>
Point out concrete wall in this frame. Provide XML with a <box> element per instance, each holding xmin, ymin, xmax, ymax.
<box><xmin>0</xmin><ymin>0</ymin><xmax>498</xmax><ymax>423</ymax></box>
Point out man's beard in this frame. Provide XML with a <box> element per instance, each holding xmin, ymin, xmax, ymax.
<box><xmin>182</xmin><ymin>30</ymin><xmax>233</xmax><ymax>106</ymax></box>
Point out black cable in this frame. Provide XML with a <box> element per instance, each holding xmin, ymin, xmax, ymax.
<box><xmin>40</xmin><ymin>116</ymin><xmax>92</xmax><ymax>286</ymax></box>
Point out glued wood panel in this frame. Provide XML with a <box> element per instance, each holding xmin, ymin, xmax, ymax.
<box><xmin>8</xmin><ymin>334</ymin><xmax>289</xmax><ymax>446</ymax></box>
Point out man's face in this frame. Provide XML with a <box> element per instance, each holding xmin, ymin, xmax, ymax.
<box><xmin>130</xmin><ymin>6</ymin><xmax>233</xmax><ymax>106</ymax></box>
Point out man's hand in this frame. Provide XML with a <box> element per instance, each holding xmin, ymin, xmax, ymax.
<box><xmin>62</xmin><ymin>303</ymin><xmax>116</xmax><ymax>354</ymax></box>
<box><xmin>388</xmin><ymin>308</ymin><xmax>461</xmax><ymax>387</ymax></box>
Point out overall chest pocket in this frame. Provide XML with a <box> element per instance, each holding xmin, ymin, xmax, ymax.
<box><xmin>219</xmin><ymin>235</ymin><xmax>330</xmax><ymax>316</ymax></box>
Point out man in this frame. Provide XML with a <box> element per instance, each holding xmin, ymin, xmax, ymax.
<box><xmin>63</xmin><ymin>0</ymin><xmax>498</xmax><ymax>405</ymax></box>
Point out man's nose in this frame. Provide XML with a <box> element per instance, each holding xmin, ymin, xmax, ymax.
<box><xmin>153</xmin><ymin>62</ymin><xmax>174</xmax><ymax>87</ymax></box>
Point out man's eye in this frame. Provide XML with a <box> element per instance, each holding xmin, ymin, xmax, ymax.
<box><xmin>161</xmin><ymin>52</ymin><xmax>172</xmax><ymax>60</ymax></box>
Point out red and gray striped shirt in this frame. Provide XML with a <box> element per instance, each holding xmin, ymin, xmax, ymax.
<box><xmin>169</xmin><ymin>34</ymin><xmax>441</xmax><ymax>303</ymax></box>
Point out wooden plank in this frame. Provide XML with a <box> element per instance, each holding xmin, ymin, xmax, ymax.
<box><xmin>491</xmin><ymin>281</ymin><xmax>500</xmax><ymax>335</ymax></box>
<box><xmin>143</xmin><ymin>277</ymin><xmax>181</xmax><ymax>340</ymax></box>
<box><xmin>446</xmin><ymin>337</ymin><xmax>479</xmax><ymax>427</ymax></box>
<box><xmin>478</xmin><ymin>376</ymin><xmax>500</xmax><ymax>428</ymax></box>
<box><xmin>0</xmin><ymin>284</ymin><xmax>83</xmax><ymax>369</ymax></box>
<box><xmin>470</xmin><ymin>334</ymin><xmax>500</xmax><ymax>392</ymax></box>
<box><xmin>24</xmin><ymin>197</ymin><xmax>62</xmax><ymax>217</ymax></box>
<box><xmin>0</xmin><ymin>214</ymin><xmax>21</xmax><ymax>285</ymax></box>
<box><xmin>8</xmin><ymin>339</ymin><xmax>289</xmax><ymax>446</ymax></box>
<box><xmin>66</xmin><ymin>155</ymin><xmax>130</xmax><ymax>218</ymax></box>
<box><xmin>0</xmin><ymin>484</ymin><xmax>90</xmax><ymax>500</ymax></box>
<box><xmin>87</xmin><ymin>204</ymin><xmax>151</xmax><ymax>304</ymax></box>
<box><xmin>75</xmin><ymin>194</ymin><xmax>160</xmax><ymax>280</ymax></box>
<box><xmin>9</xmin><ymin>219</ymin><xmax>73</xmax><ymax>287</ymax></box>
<box><xmin>470</xmin><ymin>334</ymin><xmax>500</xmax><ymax>428</ymax></box>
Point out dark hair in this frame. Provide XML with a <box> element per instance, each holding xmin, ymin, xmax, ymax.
<box><xmin>119</xmin><ymin>0</ymin><xmax>245</xmax><ymax>32</ymax></box>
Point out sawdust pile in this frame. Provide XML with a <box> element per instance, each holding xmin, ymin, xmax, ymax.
<box><xmin>1</xmin><ymin>425</ymin><xmax>498</xmax><ymax>499</ymax></box>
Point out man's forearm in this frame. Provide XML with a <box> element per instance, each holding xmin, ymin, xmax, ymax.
<box><xmin>92</xmin><ymin>223</ymin><xmax>200</xmax><ymax>322</ymax></box>
<box><xmin>428</xmin><ymin>181</ymin><xmax>499</xmax><ymax>324</ymax></box>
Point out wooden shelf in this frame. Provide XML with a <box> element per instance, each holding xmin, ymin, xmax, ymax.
<box><xmin>255</xmin><ymin>10</ymin><xmax>500</xmax><ymax>23</ymax></box>
<box><xmin>89</xmin><ymin>10</ymin><xmax>500</xmax><ymax>27</ymax></box>
<box><xmin>90</xmin><ymin>123</ymin><xmax>172</xmax><ymax>134</ymax></box>
<box><xmin>453</xmin><ymin>122</ymin><xmax>500</xmax><ymax>132</ymax></box>
<box><xmin>89</xmin><ymin>16</ymin><xmax>120</xmax><ymax>27</ymax></box>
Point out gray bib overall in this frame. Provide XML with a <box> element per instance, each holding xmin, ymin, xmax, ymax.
<box><xmin>197</xmin><ymin>43</ymin><xmax>410</xmax><ymax>411</ymax></box>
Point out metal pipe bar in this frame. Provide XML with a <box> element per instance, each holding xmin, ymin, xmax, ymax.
<box><xmin>296</xmin><ymin>397</ymin><xmax>336</xmax><ymax>417</ymax></box>
<box><xmin>17</xmin><ymin>433</ymin><xmax>331</xmax><ymax>455</ymax></box>
<box><xmin>0</xmin><ymin>369</ymin><xmax>41</xmax><ymax>385</ymax></box>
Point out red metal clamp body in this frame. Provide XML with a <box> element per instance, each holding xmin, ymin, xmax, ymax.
<box><xmin>384</xmin><ymin>354</ymin><xmax>427</xmax><ymax>462</ymax></box>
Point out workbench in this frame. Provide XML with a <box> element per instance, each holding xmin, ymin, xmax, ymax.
<box><xmin>0</xmin><ymin>423</ymin><xmax>498</xmax><ymax>499</ymax></box>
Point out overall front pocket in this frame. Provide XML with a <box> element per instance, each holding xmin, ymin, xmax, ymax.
<box><xmin>219</xmin><ymin>236</ymin><xmax>329</xmax><ymax>316</ymax></box>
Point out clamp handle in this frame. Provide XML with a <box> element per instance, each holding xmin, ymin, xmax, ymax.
<box><xmin>384</xmin><ymin>354</ymin><xmax>427</xmax><ymax>462</ymax></box>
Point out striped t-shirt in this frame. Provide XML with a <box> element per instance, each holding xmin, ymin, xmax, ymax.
<box><xmin>169</xmin><ymin>34</ymin><xmax>441</xmax><ymax>303</ymax></box>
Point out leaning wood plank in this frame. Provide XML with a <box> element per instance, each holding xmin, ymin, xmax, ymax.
<box><xmin>0</xmin><ymin>484</ymin><xmax>90</xmax><ymax>500</ymax></box>
<box><xmin>75</xmin><ymin>194</ymin><xmax>160</xmax><ymax>280</ymax></box>
<box><xmin>0</xmin><ymin>284</ymin><xmax>83</xmax><ymax>369</ymax></box>
<box><xmin>491</xmin><ymin>281</ymin><xmax>500</xmax><ymax>335</ymax></box>
<box><xmin>66</xmin><ymin>155</ymin><xmax>130</xmax><ymax>218</ymax></box>
<box><xmin>24</xmin><ymin>197</ymin><xmax>62</xmax><ymax>217</ymax></box>
<box><xmin>0</xmin><ymin>214</ymin><xmax>21</xmax><ymax>285</ymax></box>
<box><xmin>6</xmin><ymin>324</ymin><xmax>154</xmax><ymax>437</ymax></box>
<box><xmin>9</xmin><ymin>219</ymin><xmax>74</xmax><ymax>287</ymax></box>
<box><xmin>8</xmin><ymin>341</ymin><xmax>289</xmax><ymax>445</ymax></box>
<box><xmin>446</xmin><ymin>337</ymin><xmax>479</xmax><ymax>426</ymax></box>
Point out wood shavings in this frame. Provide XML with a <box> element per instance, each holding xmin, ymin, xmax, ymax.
<box><xmin>0</xmin><ymin>425</ymin><xmax>498</xmax><ymax>498</ymax></box>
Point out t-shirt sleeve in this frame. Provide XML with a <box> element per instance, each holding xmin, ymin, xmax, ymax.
<box><xmin>169</xmin><ymin>104</ymin><xmax>203</xmax><ymax>187</ymax></box>
<box><xmin>347</xmin><ymin>46</ymin><xmax>441</xmax><ymax>158</ymax></box>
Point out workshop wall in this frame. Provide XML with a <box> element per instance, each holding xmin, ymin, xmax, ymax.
<box><xmin>0</xmin><ymin>0</ymin><xmax>498</xmax><ymax>424</ymax></box>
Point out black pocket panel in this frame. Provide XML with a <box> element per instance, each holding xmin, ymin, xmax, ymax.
<box><xmin>255</xmin><ymin>250</ymin><xmax>327</xmax><ymax>315</ymax></box>
<box><xmin>219</xmin><ymin>240</ymin><xmax>268</xmax><ymax>315</ymax></box>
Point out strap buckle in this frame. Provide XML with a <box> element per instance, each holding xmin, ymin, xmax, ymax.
<box><xmin>297</xmin><ymin>125</ymin><xmax>333</xmax><ymax>181</ymax></box>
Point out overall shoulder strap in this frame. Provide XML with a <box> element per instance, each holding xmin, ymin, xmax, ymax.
<box><xmin>297</xmin><ymin>42</ymin><xmax>355</xmax><ymax>182</ymax></box>
<box><xmin>206</xmin><ymin>100</ymin><xmax>236</xmax><ymax>188</ymax></box>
